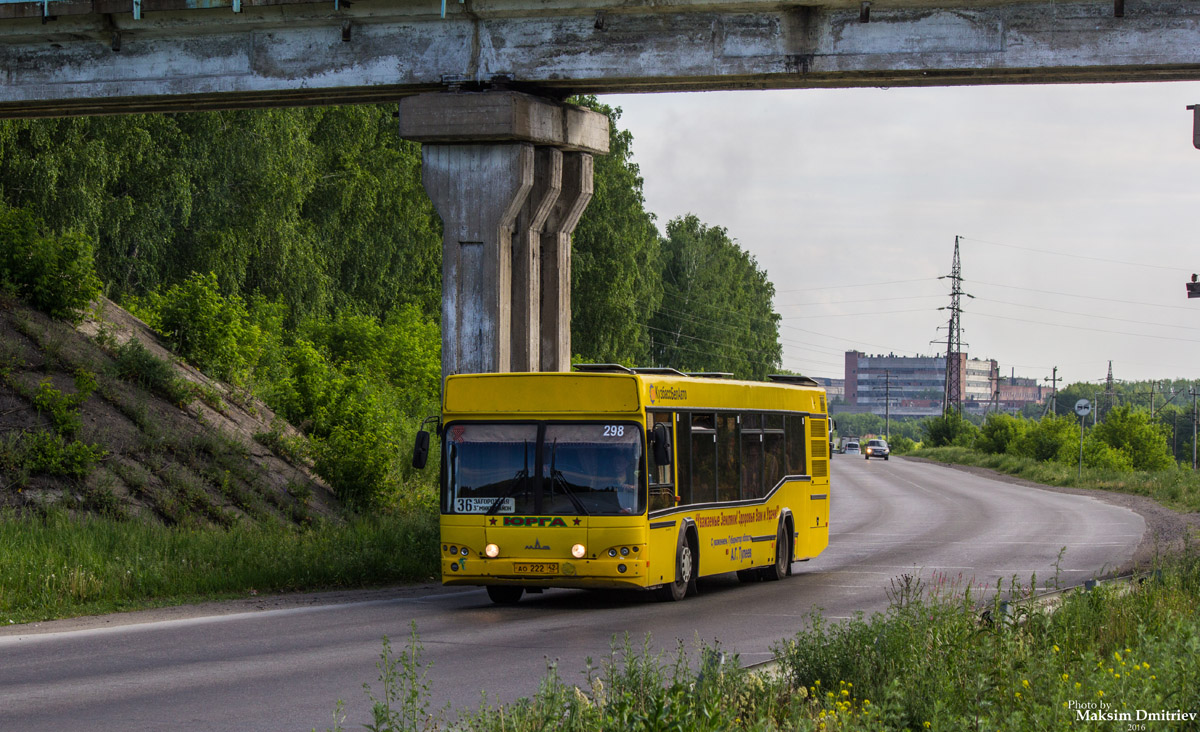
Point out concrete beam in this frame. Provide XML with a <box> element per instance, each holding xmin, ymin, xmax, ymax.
<box><xmin>399</xmin><ymin>91</ymin><xmax>609</xmax><ymax>155</ymax></box>
<box><xmin>3</xmin><ymin>1</ymin><xmax>1200</xmax><ymax>116</ymax></box>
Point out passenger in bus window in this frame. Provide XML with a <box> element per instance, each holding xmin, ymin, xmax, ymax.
<box><xmin>613</xmin><ymin>450</ymin><xmax>639</xmax><ymax>514</ymax></box>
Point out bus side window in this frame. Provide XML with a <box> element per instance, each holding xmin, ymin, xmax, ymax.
<box><xmin>717</xmin><ymin>414</ymin><xmax>739</xmax><ymax>502</ymax></box>
<box><xmin>676</xmin><ymin>412</ymin><xmax>692</xmax><ymax>506</ymax></box>
<box><xmin>768</xmin><ymin>415</ymin><xmax>787</xmax><ymax>489</ymax></box>
<box><xmin>786</xmin><ymin>415</ymin><xmax>807</xmax><ymax>475</ymax></box>
<box><xmin>691</xmin><ymin>412</ymin><xmax>717</xmax><ymax>504</ymax></box>
<box><xmin>741</xmin><ymin>412</ymin><xmax>764</xmax><ymax>500</ymax></box>
<box><xmin>647</xmin><ymin>411</ymin><xmax>675</xmax><ymax>511</ymax></box>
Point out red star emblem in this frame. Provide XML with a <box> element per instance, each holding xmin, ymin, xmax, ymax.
<box><xmin>489</xmin><ymin>518</ymin><xmax>497</xmax><ymax>525</ymax></box>
<box><xmin>573</xmin><ymin>518</ymin><xmax>581</xmax><ymax>526</ymax></box>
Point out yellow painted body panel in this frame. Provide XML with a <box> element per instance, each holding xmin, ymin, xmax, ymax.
<box><xmin>438</xmin><ymin>372</ymin><xmax>830</xmax><ymax>592</ymax></box>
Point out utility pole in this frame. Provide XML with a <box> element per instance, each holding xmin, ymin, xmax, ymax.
<box><xmin>1104</xmin><ymin>361</ymin><xmax>1116</xmax><ymax>419</ymax></box>
<box><xmin>884</xmin><ymin>368</ymin><xmax>891</xmax><ymax>440</ymax></box>
<box><xmin>1186</xmin><ymin>385</ymin><xmax>1199</xmax><ymax>470</ymax></box>
<box><xmin>1043</xmin><ymin>367</ymin><xmax>1059</xmax><ymax>418</ymax></box>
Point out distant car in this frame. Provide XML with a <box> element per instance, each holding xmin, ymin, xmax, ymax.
<box><xmin>864</xmin><ymin>439</ymin><xmax>890</xmax><ymax>460</ymax></box>
<box><xmin>843</xmin><ymin>441</ymin><xmax>860</xmax><ymax>455</ymax></box>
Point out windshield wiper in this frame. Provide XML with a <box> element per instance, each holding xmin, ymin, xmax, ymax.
<box><xmin>548</xmin><ymin>439</ymin><xmax>588</xmax><ymax>516</ymax></box>
<box><xmin>487</xmin><ymin>440</ymin><xmax>530</xmax><ymax>516</ymax></box>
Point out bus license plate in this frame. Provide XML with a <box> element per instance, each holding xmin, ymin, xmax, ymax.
<box><xmin>513</xmin><ymin>562</ymin><xmax>558</xmax><ymax>575</ymax></box>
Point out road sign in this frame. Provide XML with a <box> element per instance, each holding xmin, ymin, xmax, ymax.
<box><xmin>1075</xmin><ymin>399</ymin><xmax>1092</xmax><ymax>417</ymax></box>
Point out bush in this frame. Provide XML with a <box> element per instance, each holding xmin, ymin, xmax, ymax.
<box><xmin>0</xmin><ymin>202</ymin><xmax>102</xmax><ymax>322</ymax></box>
<box><xmin>1011</xmin><ymin>414</ymin><xmax>1079</xmax><ymax>462</ymax></box>
<box><xmin>111</xmin><ymin>339</ymin><xmax>193</xmax><ymax>405</ymax></box>
<box><xmin>922</xmin><ymin>411</ymin><xmax>979</xmax><ymax>447</ymax></box>
<box><xmin>888</xmin><ymin>435</ymin><xmax>917</xmax><ymax>454</ymax></box>
<box><xmin>1091</xmin><ymin>405</ymin><xmax>1174</xmax><ymax>472</ymax></box>
<box><xmin>975</xmin><ymin>412</ymin><xmax>1027</xmax><ymax>455</ymax></box>
<box><xmin>0</xmin><ymin>429</ymin><xmax>106</xmax><ymax>480</ymax></box>
<box><xmin>133</xmin><ymin>272</ymin><xmax>260</xmax><ymax>384</ymax></box>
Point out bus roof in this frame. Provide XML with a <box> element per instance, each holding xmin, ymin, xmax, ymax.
<box><xmin>443</xmin><ymin>371</ymin><xmax>828</xmax><ymax>417</ymax></box>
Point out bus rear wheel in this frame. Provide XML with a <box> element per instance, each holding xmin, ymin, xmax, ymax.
<box><xmin>486</xmin><ymin>585</ymin><xmax>523</xmax><ymax>605</ymax></box>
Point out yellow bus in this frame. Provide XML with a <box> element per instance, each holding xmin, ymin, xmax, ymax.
<box><xmin>412</xmin><ymin>365</ymin><xmax>831</xmax><ymax>604</ymax></box>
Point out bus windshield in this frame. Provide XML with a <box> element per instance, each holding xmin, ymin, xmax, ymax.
<box><xmin>444</xmin><ymin>422</ymin><xmax>644</xmax><ymax>516</ymax></box>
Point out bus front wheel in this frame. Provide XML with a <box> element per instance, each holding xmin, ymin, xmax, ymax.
<box><xmin>486</xmin><ymin>585</ymin><xmax>523</xmax><ymax>605</ymax></box>
<box><xmin>658</xmin><ymin>534</ymin><xmax>694</xmax><ymax>602</ymax></box>
<box><xmin>761</xmin><ymin>523</ymin><xmax>789</xmax><ymax>582</ymax></box>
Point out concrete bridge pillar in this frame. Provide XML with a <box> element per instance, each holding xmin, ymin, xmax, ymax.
<box><xmin>399</xmin><ymin>92</ymin><xmax>608</xmax><ymax>380</ymax></box>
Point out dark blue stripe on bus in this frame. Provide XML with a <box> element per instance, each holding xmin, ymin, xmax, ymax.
<box><xmin>649</xmin><ymin>520</ymin><xmax>677</xmax><ymax>530</ymax></box>
<box><xmin>750</xmin><ymin>534</ymin><xmax>776</xmax><ymax>543</ymax></box>
<box><xmin>810</xmin><ymin>494</ymin><xmax>827</xmax><ymax>500</ymax></box>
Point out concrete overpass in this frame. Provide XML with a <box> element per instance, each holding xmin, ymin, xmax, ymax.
<box><xmin>2</xmin><ymin>0</ymin><xmax>1200</xmax><ymax>116</ymax></box>
<box><xmin>3</xmin><ymin>0</ymin><xmax>1199</xmax><ymax>377</ymax></box>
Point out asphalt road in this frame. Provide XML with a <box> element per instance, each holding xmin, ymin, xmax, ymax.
<box><xmin>0</xmin><ymin>456</ymin><xmax>1145</xmax><ymax>731</ymax></box>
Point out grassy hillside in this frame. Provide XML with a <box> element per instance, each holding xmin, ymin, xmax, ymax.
<box><xmin>1</xmin><ymin>294</ymin><xmax>336</xmax><ymax>526</ymax></box>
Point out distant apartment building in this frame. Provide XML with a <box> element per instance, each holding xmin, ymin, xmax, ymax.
<box><xmin>841</xmin><ymin>351</ymin><xmax>1038</xmax><ymax>415</ymax></box>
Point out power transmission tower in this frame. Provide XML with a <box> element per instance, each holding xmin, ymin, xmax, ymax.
<box><xmin>933</xmin><ymin>236</ymin><xmax>972</xmax><ymax>417</ymax></box>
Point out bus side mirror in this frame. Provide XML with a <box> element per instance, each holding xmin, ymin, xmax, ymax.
<box><xmin>412</xmin><ymin>430</ymin><xmax>430</xmax><ymax>470</ymax></box>
<box><xmin>652</xmin><ymin>423</ymin><xmax>672</xmax><ymax>466</ymax></box>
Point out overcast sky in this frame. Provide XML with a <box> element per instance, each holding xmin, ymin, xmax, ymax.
<box><xmin>601</xmin><ymin>81</ymin><xmax>1200</xmax><ymax>389</ymax></box>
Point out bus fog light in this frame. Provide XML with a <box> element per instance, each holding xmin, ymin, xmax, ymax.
<box><xmin>620</xmin><ymin>547</ymin><xmax>629</xmax><ymax>556</ymax></box>
<box><xmin>485</xmin><ymin>543</ymin><xmax>500</xmax><ymax>558</ymax></box>
<box><xmin>608</xmin><ymin>548</ymin><xmax>617</xmax><ymax>557</ymax></box>
<box><xmin>449</xmin><ymin>545</ymin><xmax>457</xmax><ymax>555</ymax></box>
<box><xmin>572</xmin><ymin>544</ymin><xmax>587</xmax><ymax>559</ymax></box>
<box><xmin>617</xmin><ymin>564</ymin><xmax>627</xmax><ymax>573</ymax></box>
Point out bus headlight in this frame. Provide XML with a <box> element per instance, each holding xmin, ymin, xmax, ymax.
<box><xmin>485</xmin><ymin>543</ymin><xmax>500</xmax><ymax>558</ymax></box>
<box><xmin>608</xmin><ymin>548</ymin><xmax>617</xmax><ymax>557</ymax></box>
<box><xmin>620</xmin><ymin>547</ymin><xmax>629</xmax><ymax>556</ymax></box>
<box><xmin>572</xmin><ymin>544</ymin><xmax>586</xmax><ymax>559</ymax></box>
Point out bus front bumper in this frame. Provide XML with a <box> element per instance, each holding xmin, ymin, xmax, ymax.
<box><xmin>441</xmin><ymin>556</ymin><xmax>650</xmax><ymax>590</ymax></box>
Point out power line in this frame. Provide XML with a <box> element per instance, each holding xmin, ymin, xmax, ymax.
<box><xmin>960</xmin><ymin>235</ymin><xmax>1191</xmax><ymax>274</ymax></box>
<box><xmin>775</xmin><ymin>277</ymin><xmax>938</xmax><ymax>294</ymax></box>
<box><xmin>973</xmin><ymin>280</ymin><xmax>1197</xmax><ymax>312</ymax></box>
<box><xmin>968</xmin><ymin>310</ymin><xmax>1200</xmax><ymax>345</ymax></box>
<box><xmin>782</xmin><ymin>307</ymin><xmax>939</xmax><ymax>320</ymax></box>
<box><xmin>653</xmin><ymin>306</ymin><xmax>843</xmax><ymax>356</ymax></box>
<box><xmin>777</xmin><ymin>294</ymin><xmax>944</xmax><ymax>308</ymax></box>
<box><xmin>974</xmin><ymin>296</ymin><xmax>1200</xmax><ymax>332</ymax></box>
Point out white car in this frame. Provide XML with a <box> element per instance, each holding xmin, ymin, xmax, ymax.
<box><xmin>843</xmin><ymin>441</ymin><xmax>860</xmax><ymax>455</ymax></box>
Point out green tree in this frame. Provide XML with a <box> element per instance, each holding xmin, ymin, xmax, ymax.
<box><xmin>569</xmin><ymin>98</ymin><xmax>662</xmax><ymax>365</ymax></box>
<box><xmin>0</xmin><ymin>202</ymin><xmax>101</xmax><ymax>322</ymax></box>
<box><xmin>649</xmin><ymin>215</ymin><xmax>782</xmax><ymax>379</ymax></box>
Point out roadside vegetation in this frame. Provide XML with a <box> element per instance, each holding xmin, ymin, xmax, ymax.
<box><xmin>331</xmin><ymin>552</ymin><xmax>1200</xmax><ymax>731</ymax></box>
<box><xmin>0</xmin><ymin>508</ymin><xmax>438</xmax><ymax>624</ymax></box>
<box><xmin>910</xmin><ymin>410</ymin><xmax>1200</xmax><ymax>512</ymax></box>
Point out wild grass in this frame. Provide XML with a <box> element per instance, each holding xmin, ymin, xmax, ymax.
<box><xmin>915</xmin><ymin>445</ymin><xmax>1200</xmax><ymax>513</ymax></box>
<box><xmin>331</xmin><ymin>552</ymin><xmax>1200</xmax><ymax>731</ymax></box>
<box><xmin>0</xmin><ymin>509</ymin><xmax>439</xmax><ymax>624</ymax></box>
